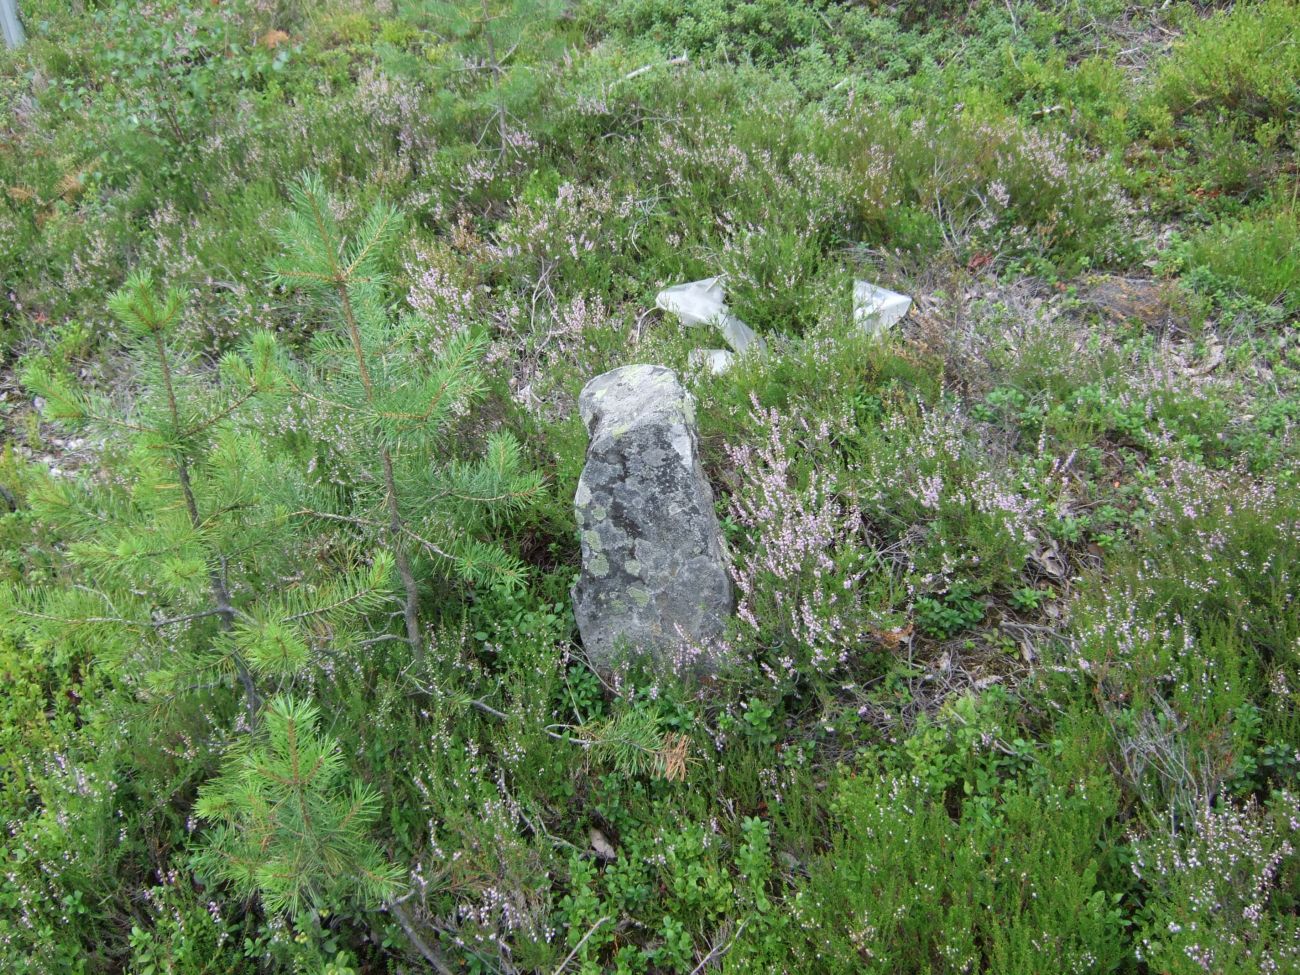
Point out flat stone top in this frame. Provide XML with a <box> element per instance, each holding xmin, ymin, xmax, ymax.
<box><xmin>578</xmin><ymin>364</ymin><xmax>696</xmax><ymax>435</ymax></box>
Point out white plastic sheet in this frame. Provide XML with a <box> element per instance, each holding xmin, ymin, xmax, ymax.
<box><xmin>1</xmin><ymin>0</ymin><xmax>24</xmax><ymax>49</ymax></box>
<box><xmin>853</xmin><ymin>280</ymin><xmax>912</xmax><ymax>337</ymax></box>
<box><xmin>688</xmin><ymin>348</ymin><xmax>736</xmax><ymax>376</ymax></box>
<box><xmin>655</xmin><ymin>276</ymin><xmax>727</xmax><ymax>328</ymax></box>
<box><xmin>655</xmin><ymin>277</ymin><xmax>765</xmax><ymax>355</ymax></box>
<box><xmin>657</xmin><ymin>276</ymin><xmax>910</xmax><ymax>376</ymax></box>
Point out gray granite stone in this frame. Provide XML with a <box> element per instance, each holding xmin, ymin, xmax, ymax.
<box><xmin>572</xmin><ymin>365</ymin><xmax>733</xmax><ymax>670</ymax></box>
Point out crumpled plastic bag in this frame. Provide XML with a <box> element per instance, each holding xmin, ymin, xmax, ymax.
<box><xmin>687</xmin><ymin>348</ymin><xmax>736</xmax><ymax>376</ymax></box>
<box><xmin>853</xmin><ymin>280</ymin><xmax>912</xmax><ymax>337</ymax></box>
<box><xmin>655</xmin><ymin>277</ymin><xmax>765</xmax><ymax>355</ymax></box>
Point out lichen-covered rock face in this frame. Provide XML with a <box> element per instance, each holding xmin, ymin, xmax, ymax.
<box><xmin>572</xmin><ymin>365</ymin><xmax>733</xmax><ymax>672</ymax></box>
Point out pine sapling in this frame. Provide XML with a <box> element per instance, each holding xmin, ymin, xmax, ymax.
<box><xmin>192</xmin><ymin>694</ymin><xmax>404</xmax><ymax>917</ymax></box>
<box><xmin>263</xmin><ymin>174</ymin><xmax>542</xmax><ymax>668</ymax></box>
<box><xmin>419</xmin><ymin>0</ymin><xmax>563</xmax><ymax>155</ymax></box>
<box><xmin>11</xmin><ymin>272</ymin><xmax>394</xmax><ymax>725</ymax></box>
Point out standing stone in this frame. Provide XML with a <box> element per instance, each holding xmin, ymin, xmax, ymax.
<box><xmin>572</xmin><ymin>365</ymin><xmax>733</xmax><ymax>671</ymax></box>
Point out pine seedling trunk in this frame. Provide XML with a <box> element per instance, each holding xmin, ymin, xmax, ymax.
<box><xmin>265</xmin><ymin>175</ymin><xmax>542</xmax><ymax>672</ymax></box>
<box><xmin>332</xmin><ymin>272</ymin><xmax>426</xmax><ymax>664</ymax></box>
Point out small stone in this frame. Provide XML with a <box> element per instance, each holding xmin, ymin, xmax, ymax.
<box><xmin>572</xmin><ymin>365</ymin><xmax>733</xmax><ymax>672</ymax></box>
<box><xmin>590</xmin><ymin>828</ymin><xmax>617</xmax><ymax>861</ymax></box>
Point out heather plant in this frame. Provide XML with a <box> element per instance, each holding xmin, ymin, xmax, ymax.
<box><xmin>0</xmin><ymin>724</ymin><xmax>137</xmax><ymax>973</ymax></box>
<box><xmin>1131</xmin><ymin>791</ymin><xmax>1300</xmax><ymax>975</ymax></box>
<box><xmin>629</xmin><ymin>107</ymin><xmax>860</xmax><ymax>332</ymax></box>
<box><xmin>883</xmin><ymin>105</ymin><xmax>1132</xmax><ymax>269</ymax></box>
<box><xmin>1072</xmin><ymin>459</ymin><xmax>1300</xmax><ymax>825</ymax></box>
<box><xmin>125</xmin><ymin>869</ymin><xmax>248</xmax><ymax>975</ymax></box>
<box><xmin>487</xmin><ymin>177</ymin><xmax>649</xmax><ymax>304</ymax></box>
<box><xmin>848</xmin><ymin>405</ymin><xmax>1045</xmax><ymax>601</ymax></box>
<box><xmin>1123</xmin><ymin>459</ymin><xmax>1300</xmax><ymax>661</ymax></box>
<box><xmin>357</xmin><ymin>620</ymin><xmax>574</xmax><ymax>971</ymax></box>
<box><xmin>769</xmin><ymin>771</ymin><xmax>1126</xmax><ymax>974</ymax></box>
<box><xmin>721</xmin><ymin>398</ymin><xmax>883</xmax><ymax>689</ymax></box>
<box><xmin>1079</xmin><ymin>605</ymin><xmax>1253</xmax><ymax>829</ymax></box>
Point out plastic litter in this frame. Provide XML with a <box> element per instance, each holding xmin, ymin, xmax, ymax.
<box><xmin>1</xmin><ymin>0</ymin><xmax>25</xmax><ymax>49</ymax></box>
<box><xmin>655</xmin><ymin>276</ymin><xmax>726</xmax><ymax>327</ymax></box>
<box><xmin>655</xmin><ymin>277</ymin><xmax>765</xmax><ymax>355</ymax></box>
<box><xmin>853</xmin><ymin>280</ymin><xmax>912</xmax><ymax>337</ymax></box>
<box><xmin>688</xmin><ymin>348</ymin><xmax>736</xmax><ymax>376</ymax></box>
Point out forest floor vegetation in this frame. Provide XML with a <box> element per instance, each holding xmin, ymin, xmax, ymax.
<box><xmin>2</xmin><ymin>1</ymin><xmax>1299</xmax><ymax>972</ymax></box>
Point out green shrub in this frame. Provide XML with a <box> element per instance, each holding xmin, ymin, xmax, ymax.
<box><xmin>1074</xmin><ymin>460</ymin><xmax>1300</xmax><ymax>822</ymax></box>
<box><xmin>1138</xmin><ymin>0</ymin><xmax>1300</xmax><ymax>213</ymax></box>
<box><xmin>1156</xmin><ymin>0</ymin><xmax>1300</xmax><ymax>122</ymax></box>
<box><xmin>192</xmin><ymin>695</ymin><xmax>402</xmax><ymax>918</ymax></box>
<box><xmin>769</xmin><ymin>771</ymin><xmax>1126</xmax><ymax>974</ymax></box>
<box><xmin>914</xmin><ymin>582</ymin><xmax>986</xmax><ymax>639</ymax></box>
<box><xmin>594</xmin><ymin>0</ymin><xmax>837</xmax><ymax>66</ymax></box>
<box><xmin>1182</xmin><ymin>207</ymin><xmax>1300</xmax><ymax>311</ymax></box>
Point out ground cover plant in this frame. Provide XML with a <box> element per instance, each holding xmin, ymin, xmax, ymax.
<box><xmin>2</xmin><ymin>0</ymin><xmax>1299</xmax><ymax>972</ymax></box>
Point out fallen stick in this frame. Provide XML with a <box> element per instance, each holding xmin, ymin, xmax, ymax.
<box><xmin>620</xmin><ymin>54</ymin><xmax>689</xmax><ymax>82</ymax></box>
